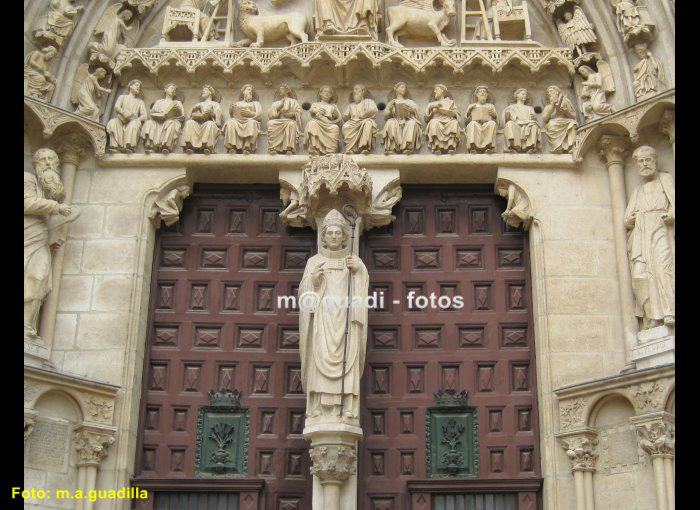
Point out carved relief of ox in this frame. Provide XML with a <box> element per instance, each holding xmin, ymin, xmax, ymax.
<box><xmin>386</xmin><ymin>0</ymin><xmax>457</xmax><ymax>47</ymax></box>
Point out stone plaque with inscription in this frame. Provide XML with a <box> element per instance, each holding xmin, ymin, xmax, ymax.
<box><xmin>25</xmin><ymin>419</ymin><xmax>70</xmax><ymax>471</ymax></box>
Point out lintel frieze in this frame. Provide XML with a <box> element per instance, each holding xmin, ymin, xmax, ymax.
<box><xmin>572</xmin><ymin>88</ymin><xmax>675</xmax><ymax>161</ymax></box>
<box><xmin>113</xmin><ymin>42</ymin><xmax>574</xmax><ymax>77</ymax></box>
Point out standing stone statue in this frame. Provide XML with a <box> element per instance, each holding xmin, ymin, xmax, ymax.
<box><xmin>555</xmin><ymin>6</ymin><xmax>597</xmax><ymax>58</ymax></box>
<box><xmin>632</xmin><ymin>42</ymin><xmax>663</xmax><ymax>100</ymax></box>
<box><xmin>305</xmin><ymin>86</ymin><xmax>342</xmax><ymax>155</ymax></box>
<box><xmin>464</xmin><ymin>85</ymin><xmax>498</xmax><ymax>154</ymax></box>
<box><xmin>33</xmin><ymin>0</ymin><xmax>84</xmax><ymax>48</ymax></box>
<box><xmin>224</xmin><ymin>84</ymin><xmax>262</xmax><ymax>155</ymax></box>
<box><xmin>24</xmin><ymin>47</ymin><xmax>58</xmax><ymax>102</ymax></box>
<box><xmin>88</xmin><ymin>7</ymin><xmax>135</xmax><ymax>67</ymax></box>
<box><xmin>299</xmin><ymin>209</ymin><xmax>369</xmax><ymax>420</ymax></box>
<box><xmin>107</xmin><ymin>80</ymin><xmax>148</xmax><ymax>153</ymax></box>
<box><xmin>343</xmin><ymin>85</ymin><xmax>378</xmax><ymax>155</ymax></box>
<box><xmin>542</xmin><ymin>85</ymin><xmax>578</xmax><ymax>154</ymax></box>
<box><xmin>141</xmin><ymin>83</ymin><xmax>185</xmax><ymax>154</ymax></box>
<box><xmin>578</xmin><ymin>64</ymin><xmax>614</xmax><ymax>120</ymax></box>
<box><xmin>503</xmin><ymin>88</ymin><xmax>541</xmax><ymax>153</ymax></box>
<box><xmin>267</xmin><ymin>84</ymin><xmax>302</xmax><ymax>155</ymax></box>
<box><xmin>624</xmin><ymin>145</ymin><xmax>675</xmax><ymax>329</ymax></box>
<box><xmin>425</xmin><ymin>84</ymin><xmax>461</xmax><ymax>155</ymax></box>
<box><xmin>24</xmin><ymin>149</ymin><xmax>78</xmax><ymax>342</ymax></box>
<box><xmin>313</xmin><ymin>0</ymin><xmax>379</xmax><ymax>39</ymax></box>
<box><xmin>382</xmin><ymin>81</ymin><xmax>422</xmax><ymax>155</ymax></box>
<box><xmin>71</xmin><ymin>66</ymin><xmax>112</xmax><ymax>122</ymax></box>
<box><xmin>182</xmin><ymin>85</ymin><xmax>223</xmax><ymax>154</ymax></box>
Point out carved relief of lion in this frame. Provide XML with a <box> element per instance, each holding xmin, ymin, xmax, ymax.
<box><xmin>237</xmin><ymin>0</ymin><xmax>309</xmax><ymax>48</ymax></box>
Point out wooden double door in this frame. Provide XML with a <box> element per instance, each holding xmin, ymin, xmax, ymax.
<box><xmin>135</xmin><ymin>185</ymin><xmax>540</xmax><ymax>510</ymax></box>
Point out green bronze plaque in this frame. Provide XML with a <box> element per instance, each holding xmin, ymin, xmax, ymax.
<box><xmin>426</xmin><ymin>390</ymin><xmax>479</xmax><ymax>477</ymax></box>
<box><xmin>195</xmin><ymin>389</ymin><xmax>249</xmax><ymax>477</ymax></box>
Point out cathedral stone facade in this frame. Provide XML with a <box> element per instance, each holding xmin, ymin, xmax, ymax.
<box><xmin>24</xmin><ymin>1</ymin><xmax>675</xmax><ymax>509</ymax></box>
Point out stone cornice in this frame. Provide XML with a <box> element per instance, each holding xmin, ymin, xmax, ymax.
<box><xmin>114</xmin><ymin>42</ymin><xmax>574</xmax><ymax>78</ymax></box>
<box><xmin>24</xmin><ymin>96</ymin><xmax>108</xmax><ymax>159</ymax></box>
<box><xmin>553</xmin><ymin>364</ymin><xmax>674</xmax><ymax>399</ymax></box>
<box><xmin>573</xmin><ymin>88</ymin><xmax>675</xmax><ymax>162</ymax></box>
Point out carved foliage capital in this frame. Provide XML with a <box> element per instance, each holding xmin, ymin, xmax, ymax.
<box><xmin>309</xmin><ymin>444</ymin><xmax>357</xmax><ymax>483</ymax></box>
<box><xmin>598</xmin><ymin>135</ymin><xmax>630</xmax><ymax>165</ymax></box>
<box><xmin>56</xmin><ymin>136</ymin><xmax>87</xmax><ymax>167</ymax></box>
<box><xmin>636</xmin><ymin>420</ymin><xmax>674</xmax><ymax>458</ymax></box>
<box><xmin>73</xmin><ymin>428</ymin><xmax>116</xmax><ymax>466</ymax></box>
<box><xmin>558</xmin><ymin>433</ymin><xmax>599</xmax><ymax>472</ymax></box>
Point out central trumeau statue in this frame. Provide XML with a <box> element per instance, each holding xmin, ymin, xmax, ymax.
<box><xmin>299</xmin><ymin>209</ymin><xmax>369</xmax><ymax>421</ymax></box>
<box><xmin>313</xmin><ymin>0</ymin><xmax>380</xmax><ymax>39</ymax></box>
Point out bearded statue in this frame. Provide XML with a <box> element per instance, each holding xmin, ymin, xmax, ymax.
<box><xmin>24</xmin><ymin>148</ymin><xmax>78</xmax><ymax>342</ymax></box>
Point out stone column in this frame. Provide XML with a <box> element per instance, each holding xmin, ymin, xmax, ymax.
<box><xmin>38</xmin><ymin>136</ymin><xmax>85</xmax><ymax>357</ymax></box>
<box><xmin>598</xmin><ymin>135</ymin><xmax>637</xmax><ymax>372</ymax></box>
<box><xmin>660</xmin><ymin>110</ymin><xmax>675</xmax><ymax>158</ymax></box>
<box><xmin>305</xmin><ymin>424</ymin><xmax>363</xmax><ymax>510</ymax></box>
<box><xmin>557</xmin><ymin>430</ymin><xmax>599</xmax><ymax>510</ymax></box>
<box><xmin>632</xmin><ymin>413</ymin><xmax>675</xmax><ymax>510</ymax></box>
<box><xmin>72</xmin><ymin>426</ymin><xmax>116</xmax><ymax>510</ymax></box>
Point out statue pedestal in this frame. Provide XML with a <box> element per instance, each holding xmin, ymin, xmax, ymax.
<box><xmin>631</xmin><ymin>326</ymin><xmax>675</xmax><ymax>369</ymax></box>
<box><xmin>24</xmin><ymin>338</ymin><xmax>52</xmax><ymax>368</ymax></box>
<box><xmin>304</xmin><ymin>420</ymin><xmax>363</xmax><ymax>510</ymax></box>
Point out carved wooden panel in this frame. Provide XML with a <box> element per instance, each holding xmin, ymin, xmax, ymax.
<box><xmin>361</xmin><ymin>186</ymin><xmax>538</xmax><ymax>509</ymax></box>
<box><xmin>136</xmin><ymin>186</ymin><xmax>314</xmax><ymax>508</ymax></box>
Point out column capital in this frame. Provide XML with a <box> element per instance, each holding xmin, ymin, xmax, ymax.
<box><xmin>598</xmin><ymin>135</ymin><xmax>631</xmax><ymax>166</ymax></box>
<box><xmin>309</xmin><ymin>444</ymin><xmax>357</xmax><ymax>483</ymax></box>
<box><xmin>72</xmin><ymin>425</ymin><xmax>116</xmax><ymax>467</ymax></box>
<box><xmin>56</xmin><ymin>134</ymin><xmax>87</xmax><ymax>167</ymax></box>
<box><xmin>631</xmin><ymin>413</ymin><xmax>675</xmax><ymax>458</ymax></box>
<box><xmin>556</xmin><ymin>428</ymin><xmax>599</xmax><ymax>472</ymax></box>
<box><xmin>660</xmin><ymin>110</ymin><xmax>675</xmax><ymax>145</ymax></box>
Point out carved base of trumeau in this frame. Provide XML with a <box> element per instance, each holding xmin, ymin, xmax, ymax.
<box><xmin>631</xmin><ymin>326</ymin><xmax>675</xmax><ymax>369</ymax></box>
<box><xmin>24</xmin><ymin>96</ymin><xmax>107</xmax><ymax>159</ymax></box>
<box><xmin>24</xmin><ymin>338</ymin><xmax>52</xmax><ymax>368</ymax></box>
<box><xmin>304</xmin><ymin>423</ymin><xmax>363</xmax><ymax>510</ymax></box>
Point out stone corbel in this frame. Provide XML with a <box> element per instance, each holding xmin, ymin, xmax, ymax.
<box><xmin>24</xmin><ymin>409</ymin><xmax>38</xmax><ymax>442</ymax></box>
<box><xmin>631</xmin><ymin>412</ymin><xmax>674</xmax><ymax>510</ymax></box>
<box><xmin>149</xmin><ymin>184</ymin><xmax>192</xmax><ymax>228</ymax></box>
<box><xmin>494</xmin><ymin>178</ymin><xmax>532</xmax><ymax>230</ymax></box>
<box><xmin>556</xmin><ymin>428</ymin><xmax>599</xmax><ymax>510</ymax></box>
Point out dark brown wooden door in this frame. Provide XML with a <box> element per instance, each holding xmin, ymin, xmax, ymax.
<box><xmin>359</xmin><ymin>186</ymin><xmax>540</xmax><ymax>510</ymax></box>
<box><xmin>135</xmin><ymin>185</ymin><xmax>315</xmax><ymax>510</ymax></box>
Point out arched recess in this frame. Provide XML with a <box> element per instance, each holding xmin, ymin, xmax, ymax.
<box><xmin>590</xmin><ymin>394</ymin><xmax>653</xmax><ymax>510</ymax></box>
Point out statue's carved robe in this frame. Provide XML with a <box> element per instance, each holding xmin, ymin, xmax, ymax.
<box><xmin>313</xmin><ymin>0</ymin><xmax>379</xmax><ymax>38</ymax></box>
<box><xmin>465</xmin><ymin>103</ymin><xmax>498</xmax><ymax>151</ymax></box>
<box><xmin>581</xmin><ymin>72</ymin><xmax>613</xmax><ymax>119</ymax></box>
<box><xmin>24</xmin><ymin>173</ymin><xmax>59</xmax><ymax>316</ymax></box>
<box><xmin>299</xmin><ymin>248</ymin><xmax>368</xmax><ymax>418</ymax></box>
<box><xmin>24</xmin><ymin>52</ymin><xmax>55</xmax><ymax>101</ymax></box>
<box><xmin>543</xmin><ymin>97</ymin><xmax>577</xmax><ymax>154</ymax></box>
<box><xmin>383</xmin><ymin>98</ymin><xmax>421</xmax><ymax>153</ymax></box>
<box><xmin>624</xmin><ymin>173</ymin><xmax>675</xmax><ymax>324</ymax></box>
<box><xmin>305</xmin><ymin>102</ymin><xmax>342</xmax><ymax>154</ymax></box>
<box><xmin>343</xmin><ymin>99</ymin><xmax>377</xmax><ymax>153</ymax></box>
<box><xmin>182</xmin><ymin>99</ymin><xmax>222</xmax><ymax>150</ymax></box>
<box><xmin>633</xmin><ymin>54</ymin><xmax>662</xmax><ymax>99</ymax></box>
<box><xmin>268</xmin><ymin>97</ymin><xmax>302</xmax><ymax>153</ymax></box>
<box><xmin>141</xmin><ymin>98</ymin><xmax>185</xmax><ymax>151</ymax></box>
<box><xmin>425</xmin><ymin>98</ymin><xmax>460</xmax><ymax>152</ymax></box>
<box><xmin>75</xmin><ymin>75</ymin><xmax>104</xmax><ymax>121</ymax></box>
<box><xmin>107</xmin><ymin>94</ymin><xmax>148</xmax><ymax>150</ymax></box>
<box><xmin>503</xmin><ymin>103</ymin><xmax>540</xmax><ymax>152</ymax></box>
<box><xmin>223</xmin><ymin>100</ymin><xmax>262</xmax><ymax>152</ymax></box>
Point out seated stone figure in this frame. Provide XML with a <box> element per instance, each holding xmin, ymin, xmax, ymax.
<box><xmin>182</xmin><ymin>84</ymin><xmax>223</xmax><ymax>154</ymax></box>
<box><xmin>425</xmin><ymin>84</ymin><xmax>461</xmax><ymax>155</ymax></box>
<box><xmin>382</xmin><ymin>81</ymin><xmax>422</xmax><ymax>155</ymax></box>
<box><xmin>24</xmin><ymin>47</ymin><xmax>58</xmax><ymax>102</ymax></box>
<box><xmin>141</xmin><ymin>83</ymin><xmax>185</xmax><ymax>154</ymax></box>
<box><xmin>464</xmin><ymin>85</ymin><xmax>498</xmax><ymax>154</ymax></box>
<box><xmin>223</xmin><ymin>84</ymin><xmax>262</xmax><ymax>155</ymax></box>
<box><xmin>343</xmin><ymin>84</ymin><xmax>378</xmax><ymax>155</ymax></box>
<box><xmin>304</xmin><ymin>86</ymin><xmax>342</xmax><ymax>155</ymax></box>
<box><xmin>542</xmin><ymin>85</ymin><xmax>578</xmax><ymax>154</ymax></box>
<box><xmin>503</xmin><ymin>88</ymin><xmax>541</xmax><ymax>153</ymax></box>
<box><xmin>107</xmin><ymin>80</ymin><xmax>148</xmax><ymax>153</ymax></box>
<box><xmin>267</xmin><ymin>84</ymin><xmax>302</xmax><ymax>155</ymax></box>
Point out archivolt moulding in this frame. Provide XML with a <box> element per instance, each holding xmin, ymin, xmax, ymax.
<box><xmin>24</xmin><ymin>96</ymin><xmax>108</xmax><ymax>159</ymax></box>
<box><xmin>572</xmin><ymin>88</ymin><xmax>675</xmax><ymax>161</ymax></box>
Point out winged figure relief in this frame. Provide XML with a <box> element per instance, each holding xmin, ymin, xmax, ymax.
<box><xmin>557</xmin><ymin>6</ymin><xmax>597</xmax><ymax>57</ymax></box>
